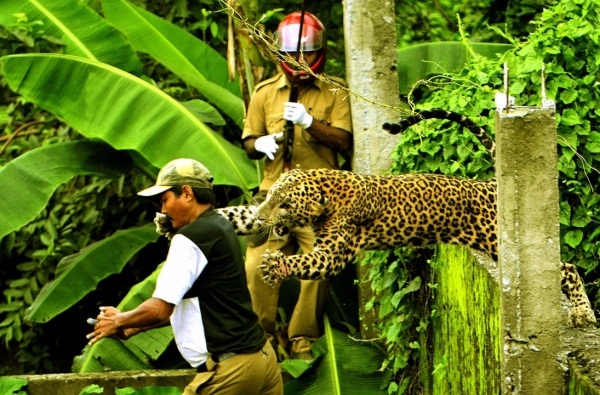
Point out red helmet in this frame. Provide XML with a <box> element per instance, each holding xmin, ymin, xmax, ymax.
<box><xmin>275</xmin><ymin>11</ymin><xmax>326</xmax><ymax>84</ymax></box>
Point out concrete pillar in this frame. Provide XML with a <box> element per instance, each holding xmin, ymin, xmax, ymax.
<box><xmin>342</xmin><ymin>0</ymin><xmax>402</xmax><ymax>339</ymax></box>
<box><xmin>342</xmin><ymin>0</ymin><xmax>402</xmax><ymax>174</ymax></box>
<box><xmin>495</xmin><ymin>108</ymin><xmax>564</xmax><ymax>393</ymax></box>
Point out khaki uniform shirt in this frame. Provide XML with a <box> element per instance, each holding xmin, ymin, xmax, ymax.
<box><xmin>242</xmin><ymin>73</ymin><xmax>353</xmax><ymax>190</ymax></box>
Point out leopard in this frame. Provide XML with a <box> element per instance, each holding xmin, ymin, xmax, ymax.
<box><xmin>252</xmin><ymin>169</ymin><xmax>595</xmax><ymax>328</ymax></box>
<box><xmin>152</xmin><ymin>109</ymin><xmax>596</xmax><ymax>327</ymax></box>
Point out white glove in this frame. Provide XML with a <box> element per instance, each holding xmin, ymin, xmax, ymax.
<box><xmin>254</xmin><ymin>132</ymin><xmax>284</xmax><ymax>160</ymax></box>
<box><xmin>283</xmin><ymin>102</ymin><xmax>313</xmax><ymax>129</ymax></box>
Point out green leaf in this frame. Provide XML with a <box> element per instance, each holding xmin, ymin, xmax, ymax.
<box><xmin>0</xmin><ymin>141</ymin><xmax>132</xmax><ymax>240</ymax></box>
<box><xmin>102</xmin><ymin>0</ymin><xmax>244</xmax><ymax>127</ymax></box>
<box><xmin>391</xmin><ymin>277</ymin><xmax>422</xmax><ymax>308</ymax></box>
<box><xmin>559</xmin><ymin>201</ymin><xmax>571</xmax><ymax>226</ymax></box>
<box><xmin>0</xmin><ymin>377</ymin><xmax>27</xmax><ymax>394</ymax></box>
<box><xmin>564</xmin><ymin>230</ymin><xmax>584</xmax><ymax>248</ymax></box>
<box><xmin>0</xmin><ymin>53</ymin><xmax>258</xmax><ymax>190</ymax></box>
<box><xmin>585</xmin><ymin>132</ymin><xmax>600</xmax><ymax>153</ymax></box>
<box><xmin>181</xmin><ymin>100</ymin><xmax>226</xmax><ymax>126</ymax></box>
<box><xmin>78</xmin><ymin>384</ymin><xmax>104</xmax><ymax>394</ymax></box>
<box><xmin>25</xmin><ymin>225</ymin><xmax>159</xmax><ymax>323</ymax></box>
<box><xmin>560</xmin><ymin>108</ymin><xmax>582</xmax><ymax>126</ymax></box>
<box><xmin>0</xmin><ymin>0</ymin><xmax>141</xmax><ymax>74</ymax></box>
<box><xmin>73</xmin><ymin>264</ymin><xmax>174</xmax><ymax>373</ymax></box>
<box><xmin>559</xmin><ymin>89</ymin><xmax>578</xmax><ymax>104</ymax></box>
<box><xmin>571</xmin><ymin>207</ymin><xmax>592</xmax><ymax>228</ymax></box>
<box><xmin>282</xmin><ymin>316</ymin><xmax>387</xmax><ymax>394</ymax></box>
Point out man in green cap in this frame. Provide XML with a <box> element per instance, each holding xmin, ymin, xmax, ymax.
<box><xmin>86</xmin><ymin>158</ymin><xmax>282</xmax><ymax>395</ymax></box>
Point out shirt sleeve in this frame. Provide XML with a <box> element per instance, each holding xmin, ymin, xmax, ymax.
<box><xmin>242</xmin><ymin>86</ymin><xmax>268</xmax><ymax>140</ymax></box>
<box><xmin>152</xmin><ymin>234</ymin><xmax>208</xmax><ymax>305</ymax></box>
<box><xmin>328</xmin><ymin>86</ymin><xmax>353</xmax><ymax>133</ymax></box>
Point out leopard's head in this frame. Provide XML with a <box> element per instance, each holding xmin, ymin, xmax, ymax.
<box><xmin>257</xmin><ymin>169</ymin><xmax>328</xmax><ymax>229</ymax></box>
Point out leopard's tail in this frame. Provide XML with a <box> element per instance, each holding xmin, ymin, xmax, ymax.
<box><xmin>383</xmin><ymin>109</ymin><xmax>495</xmax><ymax>160</ymax></box>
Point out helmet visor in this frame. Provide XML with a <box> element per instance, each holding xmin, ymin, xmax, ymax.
<box><xmin>276</xmin><ymin>23</ymin><xmax>325</xmax><ymax>52</ymax></box>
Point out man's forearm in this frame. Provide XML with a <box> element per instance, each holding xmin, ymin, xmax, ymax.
<box><xmin>305</xmin><ymin>120</ymin><xmax>352</xmax><ymax>151</ymax></box>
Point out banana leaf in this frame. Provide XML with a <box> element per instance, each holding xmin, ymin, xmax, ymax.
<box><xmin>283</xmin><ymin>316</ymin><xmax>388</xmax><ymax>394</ymax></box>
<box><xmin>0</xmin><ymin>377</ymin><xmax>27</xmax><ymax>394</ymax></box>
<box><xmin>0</xmin><ymin>53</ymin><xmax>258</xmax><ymax>190</ymax></box>
<box><xmin>116</xmin><ymin>387</ymin><xmax>182</xmax><ymax>395</ymax></box>
<box><xmin>25</xmin><ymin>224</ymin><xmax>160</xmax><ymax>323</ymax></box>
<box><xmin>0</xmin><ymin>140</ymin><xmax>132</xmax><ymax>240</ymax></box>
<box><xmin>397</xmin><ymin>42</ymin><xmax>513</xmax><ymax>94</ymax></box>
<box><xmin>73</xmin><ymin>264</ymin><xmax>174</xmax><ymax>373</ymax></box>
<box><xmin>102</xmin><ymin>0</ymin><xmax>245</xmax><ymax>128</ymax></box>
<box><xmin>0</xmin><ymin>0</ymin><xmax>141</xmax><ymax>74</ymax></box>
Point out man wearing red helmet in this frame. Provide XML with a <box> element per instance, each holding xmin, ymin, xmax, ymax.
<box><xmin>241</xmin><ymin>11</ymin><xmax>353</xmax><ymax>360</ymax></box>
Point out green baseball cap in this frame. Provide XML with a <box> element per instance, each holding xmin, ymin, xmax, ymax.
<box><xmin>137</xmin><ymin>158</ymin><xmax>214</xmax><ymax>197</ymax></box>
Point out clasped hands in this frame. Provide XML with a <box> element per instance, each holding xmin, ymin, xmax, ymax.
<box><xmin>85</xmin><ymin>306</ymin><xmax>134</xmax><ymax>346</ymax></box>
<box><xmin>254</xmin><ymin>102</ymin><xmax>313</xmax><ymax>160</ymax></box>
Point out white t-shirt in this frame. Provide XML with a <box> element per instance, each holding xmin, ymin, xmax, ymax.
<box><xmin>153</xmin><ymin>234</ymin><xmax>209</xmax><ymax>367</ymax></box>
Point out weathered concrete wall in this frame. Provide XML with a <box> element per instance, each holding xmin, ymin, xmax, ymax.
<box><xmin>495</xmin><ymin>108</ymin><xmax>564</xmax><ymax>393</ymax></box>
<box><xmin>427</xmin><ymin>244</ymin><xmax>600</xmax><ymax>395</ymax></box>
<box><xmin>10</xmin><ymin>369</ymin><xmax>196</xmax><ymax>395</ymax></box>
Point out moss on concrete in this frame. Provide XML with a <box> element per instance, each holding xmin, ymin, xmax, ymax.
<box><xmin>428</xmin><ymin>244</ymin><xmax>501</xmax><ymax>394</ymax></box>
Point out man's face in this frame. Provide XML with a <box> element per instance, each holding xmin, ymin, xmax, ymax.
<box><xmin>160</xmin><ymin>188</ymin><xmax>192</xmax><ymax>230</ymax></box>
<box><xmin>286</xmin><ymin>51</ymin><xmax>318</xmax><ymax>69</ymax></box>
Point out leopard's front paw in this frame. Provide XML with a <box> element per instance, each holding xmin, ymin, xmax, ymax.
<box><xmin>259</xmin><ymin>249</ymin><xmax>290</xmax><ymax>285</ymax></box>
<box><xmin>154</xmin><ymin>212</ymin><xmax>175</xmax><ymax>240</ymax></box>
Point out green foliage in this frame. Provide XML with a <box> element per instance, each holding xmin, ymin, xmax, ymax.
<box><xmin>362</xmin><ymin>249</ymin><xmax>432</xmax><ymax>394</ymax></box>
<box><xmin>79</xmin><ymin>384</ymin><xmax>104</xmax><ymax>395</ymax></box>
<box><xmin>114</xmin><ymin>387</ymin><xmax>182</xmax><ymax>395</ymax></box>
<box><xmin>73</xmin><ymin>264</ymin><xmax>174</xmax><ymax>373</ymax></box>
<box><xmin>0</xmin><ymin>141</ymin><xmax>133</xmax><ymax>239</ymax></box>
<box><xmin>282</xmin><ymin>316</ymin><xmax>388</xmax><ymax>395</ymax></box>
<box><xmin>0</xmin><ymin>0</ymin><xmax>252</xmax><ymax>375</ymax></box>
<box><xmin>79</xmin><ymin>384</ymin><xmax>182</xmax><ymax>395</ymax></box>
<box><xmin>0</xmin><ymin>102</ymin><xmax>152</xmax><ymax>374</ymax></box>
<box><xmin>395</xmin><ymin>0</ymin><xmax>554</xmax><ymax>47</ymax></box>
<box><xmin>0</xmin><ymin>376</ymin><xmax>27</xmax><ymax>395</ymax></box>
<box><xmin>403</xmin><ymin>0</ymin><xmax>600</xmax><ymax>280</ymax></box>
<box><xmin>368</xmin><ymin>0</ymin><xmax>600</xmax><ymax>392</ymax></box>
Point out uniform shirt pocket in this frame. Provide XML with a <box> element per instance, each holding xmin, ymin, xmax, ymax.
<box><xmin>266</xmin><ymin>114</ymin><xmax>286</xmax><ymax>136</ymax></box>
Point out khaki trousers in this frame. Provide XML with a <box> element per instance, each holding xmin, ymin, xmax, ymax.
<box><xmin>183</xmin><ymin>340</ymin><xmax>282</xmax><ymax>395</ymax></box>
<box><xmin>245</xmin><ymin>226</ymin><xmax>328</xmax><ymax>353</ymax></box>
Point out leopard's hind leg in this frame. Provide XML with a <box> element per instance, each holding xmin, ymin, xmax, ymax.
<box><xmin>561</xmin><ymin>262</ymin><xmax>596</xmax><ymax>327</ymax></box>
